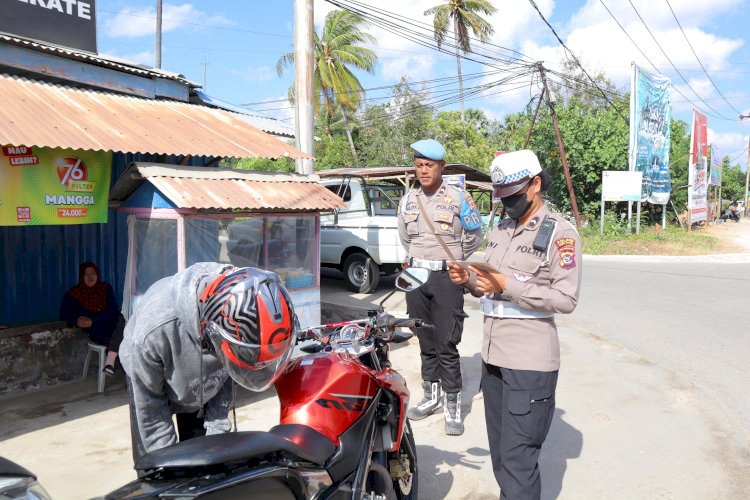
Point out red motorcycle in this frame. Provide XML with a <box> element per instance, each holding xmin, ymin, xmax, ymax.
<box><xmin>105</xmin><ymin>268</ymin><xmax>430</xmax><ymax>500</ymax></box>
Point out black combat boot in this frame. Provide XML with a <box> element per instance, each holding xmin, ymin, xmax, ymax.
<box><xmin>407</xmin><ymin>380</ymin><xmax>442</xmax><ymax>420</ymax></box>
<box><xmin>444</xmin><ymin>392</ymin><xmax>464</xmax><ymax>436</ymax></box>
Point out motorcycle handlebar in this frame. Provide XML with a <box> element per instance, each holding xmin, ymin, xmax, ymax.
<box><xmin>376</xmin><ymin>314</ymin><xmax>429</xmax><ymax>330</ymax></box>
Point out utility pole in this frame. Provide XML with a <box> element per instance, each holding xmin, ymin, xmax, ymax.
<box><xmin>540</xmin><ymin>67</ymin><xmax>582</xmax><ymax>228</ymax></box>
<box><xmin>740</xmin><ymin>114</ymin><xmax>750</xmax><ymax>216</ymax></box>
<box><xmin>155</xmin><ymin>0</ymin><xmax>162</xmax><ymax>69</ymax></box>
<box><xmin>294</xmin><ymin>0</ymin><xmax>315</xmax><ymax>175</ymax></box>
<box><xmin>201</xmin><ymin>57</ymin><xmax>209</xmax><ymax>91</ymax></box>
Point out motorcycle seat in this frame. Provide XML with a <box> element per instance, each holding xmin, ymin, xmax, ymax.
<box><xmin>135</xmin><ymin>424</ymin><xmax>336</xmax><ymax>471</ymax></box>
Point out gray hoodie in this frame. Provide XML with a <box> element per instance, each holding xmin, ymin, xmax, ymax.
<box><xmin>120</xmin><ymin>262</ymin><xmax>235</xmax><ymax>454</ymax></box>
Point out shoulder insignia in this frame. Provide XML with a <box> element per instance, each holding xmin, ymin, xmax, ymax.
<box><xmin>555</xmin><ymin>237</ymin><xmax>576</xmax><ymax>269</ymax></box>
<box><xmin>462</xmin><ymin>191</ymin><xmax>477</xmax><ymax>211</ymax></box>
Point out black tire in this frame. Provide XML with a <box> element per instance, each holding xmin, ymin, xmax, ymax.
<box><xmin>343</xmin><ymin>253</ymin><xmax>381</xmax><ymax>293</ymax></box>
<box><xmin>392</xmin><ymin>420</ymin><xmax>418</xmax><ymax>500</ymax></box>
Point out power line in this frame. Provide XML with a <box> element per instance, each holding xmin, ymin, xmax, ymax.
<box><xmin>598</xmin><ymin>0</ymin><xmax>736</xmax><ymax>122</ymax></box>
<box><xmin>241</xmin><ymin>67</ymin><xmax>509</xmax><ymax>107</ymax></box>
<box><xmin>626</xmin><ymin>0</ymin><xmax>734</xmax><ymax>121</ymax></box>
<box><xmin>327</xmin><ymin>0</ymin><xmax>537</xmax><ymax>65</ymax></box>
<box><xmin>664</xmin><ymin>0</ymin><xmax>742</xmax><ymax>115</ymax></box>
<box><xmin>527</xmin><ymin>0</ymin><xmax>629</xmax><ymax>123</ymax></box>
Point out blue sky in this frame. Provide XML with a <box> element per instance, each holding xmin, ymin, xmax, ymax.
<box><xmin>97</xmin><ymin>0</ymin><xmax>750</xmax><ymax>170</ymax></box>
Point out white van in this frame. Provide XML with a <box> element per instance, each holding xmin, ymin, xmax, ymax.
<box><xmin>319</xmin><ymin>175</ymin><xmax>407</xmax><ymax>293</ymax></box>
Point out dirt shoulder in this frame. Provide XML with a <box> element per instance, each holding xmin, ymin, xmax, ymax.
<box><xmin>701</xmin><ymin>218</ymin><xmax>750</xmax><ymax>253</ymax></box>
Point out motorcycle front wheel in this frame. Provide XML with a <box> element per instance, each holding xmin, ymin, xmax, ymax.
<box><xmin>391</xmin><ymin>420</ymin><xmax>418</xmax><ymax>499</ymax></box>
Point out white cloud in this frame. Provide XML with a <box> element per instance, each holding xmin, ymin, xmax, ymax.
<box><xmin>104</xmin><ymin>3</ymin><xmax>232</xmax><ymax>38</ymax></box>
<box><xmin>251</xmin><ymin>95</ymin><xmax>296</xmax><ymax>124</ymax></box>
<box><xmin>707</xmin><ymin>128</ymin><xmax>745</xmax><ymax>156</ymax></box>
<box><xmin>241</xmin><ymin>66</ymin><xmax>276</xmax><ymax>84</ymax></box>
<box><xmin>381</xmin><ymin>55</ymin><xmax>435</xmax><ymax>81</ymax></box>
<box><xmin>98</xmin><ymin>50</ymin><xmax>156</xmax><ymax>68</ymax></box>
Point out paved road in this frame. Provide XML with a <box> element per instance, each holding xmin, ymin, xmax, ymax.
<box><xmin>565</xmin><ymin>259</ymin><xmax>750</xmax><ymax>431</ymax></box>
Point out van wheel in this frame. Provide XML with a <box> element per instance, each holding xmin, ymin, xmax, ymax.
<box><xmin>343</xmin><ymin>253</ymin><xmax>380</xmax><ymax>293</ymax></box>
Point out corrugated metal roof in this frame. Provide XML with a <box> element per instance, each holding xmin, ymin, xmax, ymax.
<box><xmin>0</xmin><ymin>33</ymin><xmax>189</xmax><ymax>82</ymax></box>
<box><xmin>319</xmin><ymin>164</ymin><xmax>492</xmax><ymax>183</ymax></box>
<box><xmin>193</xmin><ymin>90</ymin><xmax>295</xmax><ymax>138</ymax></box>
<box><xmin>0</xmin><ymin>73</ymin><xmax>307</xmax><ymax>159</ymax></box>
<box><xmin>110</xmin><ymin>163</ymin><xmax>345</xmax><ymax>212</ymax></box>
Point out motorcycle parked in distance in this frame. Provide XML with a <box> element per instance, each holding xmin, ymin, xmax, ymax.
<box><xmin>720</xmin><ymin>202</ymin><xmax>741</xmax><ymax>222</ymax></box>
<box><xmin>104</xmin><ymin>268</ymin><xmax>431</xmax><ymax>500</ymax></box>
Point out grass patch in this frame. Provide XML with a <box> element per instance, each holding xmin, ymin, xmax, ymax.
<box><xmin>581</xmin><ymin>224</ymin><xmax>721</xmax><ymax>255</ymax></box>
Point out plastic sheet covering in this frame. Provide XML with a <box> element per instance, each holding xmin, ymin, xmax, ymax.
<box><xmin>185</xmin><ymin>215</ymin><xmax>317</xmax><ymax>290</ymax></box>
<box><xmin>134</xmin><ymin>218</ymin><xmax>177</xmax><ymax>296</ymax></box>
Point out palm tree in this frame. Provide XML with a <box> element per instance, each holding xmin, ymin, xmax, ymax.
<box><xmin>277</xmin><ymin>10</ymin><xmax>377</xmax><ymax>160</ymax></box>
<box><xmin>424</xmin><ymin>0</ymin><xmax>496</xmax><ymax>123</ymax></box>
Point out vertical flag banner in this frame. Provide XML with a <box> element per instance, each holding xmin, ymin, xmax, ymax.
<box><xmin>687</xmin><ymin>110</ymin><xmax>708</xmax><ymax>222</ymax></box>
<box><xmin>629</xmin><ymin>64</ymin><xmax>672</xmax><ymax>204</ymax></box>
<box><xmin>0</xmin><ymin>146</ymin><xmax>111</xmax><ymax>226</ymax></box>
<box><xmin>709</xmin><ymin>145</ymin><xmax>722</xmax><ymax>186</ymax></box>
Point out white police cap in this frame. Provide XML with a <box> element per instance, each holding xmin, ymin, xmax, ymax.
<box><xmin>411</xmin><ymin>139</ymin><xmax>446</xmax><ymax>161</ymax></box>
<box><xmin>489</xmin><ymin>150</ymin><xmax>543</xmax><ymax>198</ymax></box>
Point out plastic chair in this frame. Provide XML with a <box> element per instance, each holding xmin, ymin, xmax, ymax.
<box><xmin>81</xmin><ymin>342</ymin><xmax>106</xmax><ymax>393</ymax></box>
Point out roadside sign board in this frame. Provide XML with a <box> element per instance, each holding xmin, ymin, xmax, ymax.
<box><xmin>602</xmin><ymin>171</ymin><xmax>643</xmax><ymax>202</ymax></box>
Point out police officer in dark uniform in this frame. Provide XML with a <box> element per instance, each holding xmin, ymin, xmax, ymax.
<box><xmin>397</xmin><ymin>139</ymin><xmax>483</xmax><ymax>435</ymax></box>
<box><xmin>448</xmin><ymin>150</ymin><xmax>582</xmax><ymax>498</ymax></box>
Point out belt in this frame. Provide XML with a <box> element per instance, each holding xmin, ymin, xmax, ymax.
<box><xmin>408</xmin><ymin>257</ymin><xmax>448</xmax><ymax>271</ymax></box>
<box><xmin>480</xmin><ymin>297</ymin><xmax>554</xmax><ymax>319</ymax></box>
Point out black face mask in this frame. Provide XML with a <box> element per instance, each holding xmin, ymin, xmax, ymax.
<box><xmin>501</xmin><ymin>190</ymin><xmax>532</xmax><ymax>220</ymax></box>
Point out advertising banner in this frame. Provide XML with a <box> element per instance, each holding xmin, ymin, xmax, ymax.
<box><xmin>0</xmin><ymin>146</ymin><xmax>111</xmax><ymax>226</ymax></box>
<box><xmin>0</xmin><ymin>0</ymin><xmax>97</xmax><ymax>53</ymax></box>
<box><xmin>687</xmin><ymin>110</ymin><xmax>708</xmax><ymax>222</ymax></box>
<box><xmin>709</xmin><ymin>145</ymin><xmax>722</xmax><ymax>186</ymax></box>
<box><xmin>628</xmin><ymin>64</ymin><xmax>672</xmax><ymax>204</ymax></box>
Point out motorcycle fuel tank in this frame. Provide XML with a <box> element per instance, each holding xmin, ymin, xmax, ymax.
<box><xmin>275</xmin><ymin>352</ymin><xmax>378</xmax><ymax>443</ymax></box>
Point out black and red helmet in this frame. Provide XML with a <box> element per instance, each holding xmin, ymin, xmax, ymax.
<box><xmin>199</xmin><ymin>267</ymin><xmax>297</xmax><ymax>391</ymax></box>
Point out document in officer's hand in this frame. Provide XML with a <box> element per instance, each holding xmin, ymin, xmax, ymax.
<box><xmin>452</xmin><ymin>260</ymin><xmax>501</xmax><ymax>275</ymax></box>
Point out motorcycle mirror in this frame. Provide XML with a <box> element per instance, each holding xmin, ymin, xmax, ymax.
<box><xmin>395</xmin><ymin>268</ymin><xmax>430</xmax><ymax>292</ymax></box>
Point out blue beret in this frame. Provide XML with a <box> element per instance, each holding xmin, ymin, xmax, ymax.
<box><xmin>410</xmin><ymin>139</ymin><xmax>445</xmax><ymax>161</ymax></box>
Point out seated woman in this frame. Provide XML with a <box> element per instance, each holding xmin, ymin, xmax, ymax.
<box><xmin>60</xmin><ymin>262</ymin><xmax>124</xmax><ymax>376</ymax></box>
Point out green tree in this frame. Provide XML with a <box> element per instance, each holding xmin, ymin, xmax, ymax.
<box><xmin>721</xmin><ymin>159</ymin><xmax>746</xmax><ymax>202</ymax></box>
<box><xmin>667</xmin><ymin>118</ymin><xmax>691</xmax><ymax>212</ymax></box>
<box><xmin>434</xmin><ymin>109</ymin><xmax>494</xmax><ymax>170</ymax></box>
<box><xmin>424</xmin><ymin>0</ymin><xmax>496</xmax><ymax>123</ymax></box>
<box><xmin>277</xmin><ymin>10</ymin><xmax>377</xmax><ymax>159</ymax></box>
<box><xmin>357</xmin><ymin>79</ymin><xmax>436</xmax><ymax>165</ymax></box>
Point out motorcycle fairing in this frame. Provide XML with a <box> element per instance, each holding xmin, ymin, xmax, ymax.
<box><xmin>375</xmin><ymin>368</ymin><xmax>409</xmax><ymax>452</ymax></box>
<box><xmin>324</xmin><ymin>390</ymin><xmax>382</xmax><ymax>483</ymax></box>
<box><xmin>276</xmin><ymin>352</ymin><xmax>378</xmax><ymax>443</ymax></box>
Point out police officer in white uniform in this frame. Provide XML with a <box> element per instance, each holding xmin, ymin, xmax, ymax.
<box><xmin>397</xmin><ymin>139</ymin><xmax>483</xmax><ymax>435</ymax></box>
<box><xmin>448</xmin><ymin>150</ymin><xmax>582</xmax><ymax>498</ymax></box>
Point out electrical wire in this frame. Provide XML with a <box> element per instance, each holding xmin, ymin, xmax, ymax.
<box><xmin>626</xmin><ymin>0</ymin><xmax>734</xmax><ymax>121</ymax></box>
<box><xmin>527</xmin><ymin>0</ymin><xmax>629</xmax><ymax>123</ymax></box>
<box><xmin>598</xmin><ymin>0</ymin><xmax>736</xmax><ymax>122</ymax></box>
<box><xmin>664</xmin><ymin>0</ymin><xmax>742</xmax><ymax>115</ymax></box>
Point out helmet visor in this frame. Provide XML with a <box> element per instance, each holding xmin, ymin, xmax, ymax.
<box><xmin>204</xmin><ymin>321</ymin><xmax>296</xmax><ymax>392</ymax></box>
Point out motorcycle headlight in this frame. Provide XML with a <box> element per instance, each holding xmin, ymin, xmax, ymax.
<box><xmin>0</xmin><ymin>476</ymin><xmax>53</xmax><ymax>500</ymax></box>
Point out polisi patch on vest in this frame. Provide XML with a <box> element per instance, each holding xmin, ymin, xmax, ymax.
<box><xmin>516</xmin><ymin>245</ymin><xmax>544</xmax><ymax>258</ymax></box>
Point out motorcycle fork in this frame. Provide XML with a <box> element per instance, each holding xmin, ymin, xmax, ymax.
<box><xmin>350</xmin><ymin>400</ymin><xmax>379</xmax><ymax>499</ymax></box>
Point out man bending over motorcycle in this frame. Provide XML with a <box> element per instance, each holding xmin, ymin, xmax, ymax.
<box><xmin>119</xmin><ymin>263</ymin><xmax>297</xmax><ymax>462</ymax></box>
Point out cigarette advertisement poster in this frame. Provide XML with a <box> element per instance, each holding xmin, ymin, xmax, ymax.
<box><xmin>687</xmin><ymin>111</ymin><xmax>708</xmax><ymax>222</ymax></box>
<box><xmin>0</xmin><ymin>145</ymin><xmax>112</xmax><ymax>226</ymax></box>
